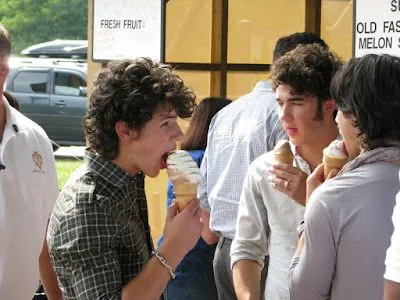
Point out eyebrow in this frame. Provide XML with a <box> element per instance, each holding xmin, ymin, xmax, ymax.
<box><xmin>160</xmin><ymin>113</ymin><xmax>178</xmax><ymax>120</ymax></box>
<box><xmin>276</xmin><ymin>96</ymin><xmax>305</xmax><ymax>102</ymax></box>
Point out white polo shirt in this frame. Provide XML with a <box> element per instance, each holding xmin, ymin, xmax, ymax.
<box><xmin>0</xmin><ymin>97</ymin><xmax>58</xmax><ymax>299</ymax></box>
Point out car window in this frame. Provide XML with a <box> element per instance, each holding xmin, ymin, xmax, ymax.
<box><xmin>13</xmin><ymin>71</ymin><xmax>48</xmax><ymax>93</ymax></box>
<box><xmin>54</xmin><ymin>72</ymin><xmax>86</xmax><ymax>96</ymax></box>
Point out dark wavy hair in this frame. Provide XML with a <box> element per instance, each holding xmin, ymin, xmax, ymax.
<box><xmin>273</xmin><ymin>32</ymin><xmax>328</xmax><ymax>62</ymax></box>
<box><xmin>270</xmin><ymin>44</ymin><xmax>342</xmax><ymax>119</ymax></box>
<box><xmin>330</xmin><ymin>54</ymin><xmax>400</xmax><ymax>150</ymax></box>
<box><xmin>180</xmin><ymin>97</ymin><xmax>231</xmax><ymax>151</ymax></box>
<box><xmin>84</xmin><ymin>58</ymin><xmax>196</xmax><ymax>160</ymax></box>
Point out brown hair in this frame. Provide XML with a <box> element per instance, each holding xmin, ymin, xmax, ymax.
<box><xmin>270</xmin><ymin>44</ymin><xmax>342</xmax><ymax>120</ymax></box>
<box><xmin>181</xmin><ymin>97</ymin><xmax>231</xmax><ymax>151</ymax></box>
<box><xmin>0</xmin><ymin>23</ymin><xmax>11</xmax><ymax>56</ymax></box>
<box><xmin>85</xmin><ymin>58</ymin><xmax>197</xmax><ymax>160</ymax></box>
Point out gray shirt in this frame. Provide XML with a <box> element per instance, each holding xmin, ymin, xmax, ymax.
<box><xmin>289</xmin><ymin>162</ymin><xmax>400</xmax><ymax>300</ymax></box>
<box><xmin>198</xmin><ymin>81</ymin><xmax>286</xmax><ymax>239</ymax></box>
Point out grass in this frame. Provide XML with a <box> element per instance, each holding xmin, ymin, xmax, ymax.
<box><xmin>55</xmin><ymin>157</ymin><xmax>83</xmax><ymax>189</ymax></box>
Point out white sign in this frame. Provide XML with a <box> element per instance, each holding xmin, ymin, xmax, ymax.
<box><xmin>354</xmin><ymin>0</ymin><xmax>400</xmax><ymax>57</ymax></box>
<box><xmin>93</xmin><ymin>0</ymin><xmax>162</xmax><ymax>61</ymax></box>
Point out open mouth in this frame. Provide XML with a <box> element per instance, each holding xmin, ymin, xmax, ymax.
<box><xmin>161</xmin><ymin>152</ymin><xmax>169</xmax><ymax>169</ymax></box>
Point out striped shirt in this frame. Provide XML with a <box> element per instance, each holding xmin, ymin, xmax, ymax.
<box><xmin>47</xmin><ymin>151</ymin><xmax>153</xmax><ymax>299</ymax></box>
<box><xmin>198</xmin><ymin>81</ymin><xmax>286</xmax><ymax>239</ymax></box>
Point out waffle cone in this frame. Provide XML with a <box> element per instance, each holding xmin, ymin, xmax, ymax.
<box><xmin>174</xmin><ymin>182</ymin><xmax>198</xmax><ymax>211</ymax></box>
<box><xmin>322</xmin><ymin>154</ymin><xmax>347</xmax><ymax>179</ymax></box>
<box><xmin>273</xmin><ymin>152</ymin><xmax>294</xmax><ymax>165</ymax></box>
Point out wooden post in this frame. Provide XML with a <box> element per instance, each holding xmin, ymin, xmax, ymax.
<box><xmin>305</xmin><ymin>0</ymin><xmax>322</xmax><ymax>36</ymax></box>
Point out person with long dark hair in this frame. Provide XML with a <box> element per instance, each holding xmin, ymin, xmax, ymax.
<box><xmin>289</xmin><ymin>54</ymin><xmax>400</xmax><ymax>300</ymax></box>
<box><xmin>161</xmin><ymin>96</ymin><xmax>231</xmax><ymax>300</ymax></box>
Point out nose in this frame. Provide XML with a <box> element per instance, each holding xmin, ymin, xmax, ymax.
<box><xmin>172</xmin><ymin>124</ymin><xmax>183</xmax><ymax>141</ymax></box>
<box><xmin>278</xmin><ymin>103</ymin><xmax>291</xmax><ymax>122</ymax></box>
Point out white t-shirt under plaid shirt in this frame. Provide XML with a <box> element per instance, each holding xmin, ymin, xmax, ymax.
<box><xmin>47</xmin><ymin>151</ymin><xmax>153</xmax><ymax>299</ymax></box>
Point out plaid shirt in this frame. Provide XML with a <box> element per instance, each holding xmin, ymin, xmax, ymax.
<box><xmin>47</xmin><ymin>151</ymin><xmax>153</xmax><ymax>299</ymax></box>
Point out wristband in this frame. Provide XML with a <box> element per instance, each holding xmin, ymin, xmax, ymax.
<box><xmin>152</xmin><ymin>250</ymin><xmax>176</xmax><ymax>279</ymax></box>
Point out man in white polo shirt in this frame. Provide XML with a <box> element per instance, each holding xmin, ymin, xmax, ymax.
<box><xmin>0</xmin><ymin>23</ymin><xmax>61</xmax><ymax>299</ymax></box>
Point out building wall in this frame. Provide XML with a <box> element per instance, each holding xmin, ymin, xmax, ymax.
<box><xmin>88</xmin><ymin>0</ymin><xmax>354</xmax><ymax>242</ymax></box>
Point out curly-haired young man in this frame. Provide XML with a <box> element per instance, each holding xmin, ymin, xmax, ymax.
<box><xmin>47</xmin><ymin>58</ymin><xmax>203</xmax><ymax>299</ymax></box>
<box><xmin>231</xmin><ymin>44</ymin><xmax>342</xmax><ymax>300</ymax></box>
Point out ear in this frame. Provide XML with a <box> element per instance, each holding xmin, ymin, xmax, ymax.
<box><xmin>0</xmin><ymin>56</ymin><xmax>10</xmax><ymax>78</ymax></box>
<box><xmin>114</xmin><ymin>121</ymin><xmax>138</xmax><ymax>143</ymax></box>
<box><xmin>324</xmin><ymin>98</ymin><xmax>336</xmax><ymax>114</ymax></box>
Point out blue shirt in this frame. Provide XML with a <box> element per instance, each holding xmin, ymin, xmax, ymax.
<box><xmin>198</xmin><ymin>81</ymin><xmax>286</xmax><ymax>239</ymax></box>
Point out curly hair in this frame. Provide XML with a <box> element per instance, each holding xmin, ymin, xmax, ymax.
<box><xmin>330</xmin><ymin>54</ymin><xmax>400</xmax><ymax>150</ymax></box>
<box><xmin>270</xmin><ymin>44</ymin><xmax>342</xmax><ymax>100</ymax></box>
<box><xmin>273</xmin><ymin>32</ymin><xmax>327</xmax><ymax>62</ymax></box>
<box><xmin>270</xmin><ymin>44</ymin><xmax>342</xmax><ymax>119</ymax></box>
<box><xmin>84</xmin><ymin>58</ymin><xmax>196</xmax><ymax>160</ymax></box>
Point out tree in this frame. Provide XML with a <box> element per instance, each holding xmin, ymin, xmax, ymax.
<box><xmin>0</xmin><ymin>0</ymin><xmax>88</xmax><ymax>55</ymax></box>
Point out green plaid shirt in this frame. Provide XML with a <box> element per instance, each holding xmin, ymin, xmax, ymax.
<box><xmin>47</xmin><ymin>151</ymin><xmax>153</xmax><ymax>299</ymax></box>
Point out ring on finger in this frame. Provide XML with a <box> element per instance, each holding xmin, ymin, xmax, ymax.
<box><xmin>284</xmin><ymin>179</ymin><xmax>290</xmax><ymax>189</ymax></box>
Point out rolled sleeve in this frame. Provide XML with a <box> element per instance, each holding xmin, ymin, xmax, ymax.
<box><xmin>231</xmin><ymin>164</ymin><xmax>269</xmax><ymax>269</ymax></box>
<box><xmin>385</xmin><ymin>191</ymin><xmax>400</xmax><ymax>283</ymax></box>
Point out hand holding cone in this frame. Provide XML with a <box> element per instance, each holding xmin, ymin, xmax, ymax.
<box><xmin>322</xmin><ymin>140</ymin><xmax>348</xmax><ymax>180</ymax></box>
<box><xmin>166</xmin><ymin>150</ymin><xmax>201</xmax><ymax>211</ymax></box>
<box><xmin>273</xmin><ymin>140</ymin><xmax>294</xmax><ymax>165</ymax></box>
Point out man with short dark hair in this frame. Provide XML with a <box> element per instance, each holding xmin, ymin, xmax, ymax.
<box><xmin>231</xmin><ymin>44</ymin><xmax>341</xmax><ymax>299</ymax></box>
<box><xmin>47</xmin><ymin>58</ymin><xmax>204</xmax><ymax>299</ymax></box>
<box><xmin>198</xmin><ymin>32</ymin><xmax>330</xmax><ymax>300</ymax></box>
<box><xmin>0</xmin><ymin>22</ymin><xmax>61</xmax><ymax>299</ymax></box>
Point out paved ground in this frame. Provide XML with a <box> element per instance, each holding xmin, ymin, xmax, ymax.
<box><xmin>54</xmin><ymin>146</ymin><xmax>85</xmax><ymax>158</ymax></box>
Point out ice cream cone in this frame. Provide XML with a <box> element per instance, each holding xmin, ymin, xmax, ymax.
<box><xmin>322</xmin><ymin>140</ymin><xmax>348</xmax><ymax>179</ymax></box>
<box><xmin>273</xmin><ymin>140</ymin><xmax>294</xmax><ymax>165</ymax></box>
<box><xmin>322</xmin><ymin>155</ymin><xmax>347</xmax><ymax>179</ymax></box>
<box><xmin>174</xmin><ymin>182</ymin><xmax>199</xmax><ymax>211</ymax></box>
<box><xmin>273</xmin><ymin>152</ymin><xmax>295</xmax><ymax>164</ymax></box>
<box><xmin>166</xmin><ymin>150</ymin><xmax>201</xmax><ymax>212</ymax></box>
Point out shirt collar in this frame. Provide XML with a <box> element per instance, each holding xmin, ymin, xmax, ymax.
<box><xmin>252</xmin><ymin>80</ymin><xmax>273</xmax><ymax>93</ymax></box>
<box><xmin>290</xmin><ymin>135</ymin><xmax>342</xmax><ymax>157</ymax></box>
<box><xmin>85</xmin><ymin>150</ymin><xmax>139</xmax><ymax>187</ymax></box>
<box><xmin>289</xmin><ymin>135</ymin><xmax>342</xmax><ymax>174</ymax></box>
<box><xmin>2</xmin><ymin>95</ymin><xmax>19</xmax><ymax>134</ymax></box>
<box><xmin>0</xmin><ymin>96</ymin><xmax>20</xmax><ymax>160</ymax></box>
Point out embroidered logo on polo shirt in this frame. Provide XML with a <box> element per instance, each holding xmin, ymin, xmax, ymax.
<box><xmin>32</xmin><ymin>151</ymin><xmax>45</xmax><ymax>173</ymax></box>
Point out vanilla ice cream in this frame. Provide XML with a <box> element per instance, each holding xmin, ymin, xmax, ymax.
<box><xmin>322</xmin><ymin>140</ymin><xmax>348</xmax><ymax>179</ymax></box>
<box><xmin>166</xmin><ymin>150</ymin><xmax>201</xmax><ymax>211</ymax></box>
